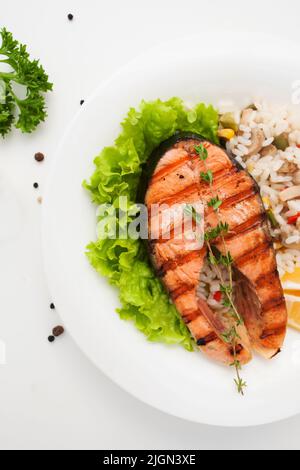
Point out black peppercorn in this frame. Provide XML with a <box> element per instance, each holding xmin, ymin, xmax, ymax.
<box><xmin>48</xmin><ymin>336</ymin><xmax>55</xmax><ymax>343</ymax></box>
<box><xmin>34</xmin><ymin>152</ymin><xmax>45</xmax><ymax>162</ymax></box>
<box><xmin>67</xmin><ymin>13</ymin><xmax>74</xmax><ymax>21</ymax></box>
<box><xmin>52</xmin><ymin>325</ymin><xmax>65</xmax><ymax>337</ymax></box>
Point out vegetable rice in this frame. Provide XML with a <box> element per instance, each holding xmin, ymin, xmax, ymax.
<box><xmin>224</xmin><ymin>100</ymin><xmax>300</xmax><ymax>277</ymax></box>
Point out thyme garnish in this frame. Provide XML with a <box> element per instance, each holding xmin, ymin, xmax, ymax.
<box><xmin>207</xmin><ymin>196</ymin><xmax>223</xmax><ymax>211</ymax></box>
<box><xmin>194</xmin><ymin>144</ymin><xmax>247</xmax><ymax>395</ymax></box>
<box><xmin>204</xmin><ymin>222</ymin><xmax>229</xmax><ymax>241</ymax></box>
<box><xmin>200</xmin><ymin>170</ymin><xmax>213</xmax><ymax>185</ymax></box>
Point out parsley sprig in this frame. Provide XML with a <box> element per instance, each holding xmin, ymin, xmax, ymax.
<box><xmin>195</xmin><ymin>143</ymin><xmax>247</xmax><ymax>395</ymax></box>
<box><xmin>0</xmin><ymin>28</ymin><xmax>53</xmax><ymax>137</ymax></box>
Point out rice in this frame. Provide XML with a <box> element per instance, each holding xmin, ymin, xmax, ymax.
<box><xmin>197</xmin><ymin>263</ymin><xmax>232</xmax><ymax>314</ymax></box>
<box><xmin>225</xmin><ymin>100</ymin><xmax>300</xmax><ymax>276</ymax></box>
<box><xmin>193</xmin><ymin>100</ymin><xmax>300</xmax><ymax>316</ymax></box>
<box><xmin>262</xmin><ymin>137</ymin><xmax>274</xmax><ymax>147</ymax></box>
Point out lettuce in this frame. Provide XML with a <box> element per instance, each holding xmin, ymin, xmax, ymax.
<box><xmin>84</xmin><ymin>98</ymin><xmax>219</xmax><ymax>351</ymax></box>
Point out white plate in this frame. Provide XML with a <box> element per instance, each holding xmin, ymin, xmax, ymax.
<box><xmin>43</xmin><ymin>32</ymin><xmax>300</xmax><ymax>427</ymax></box>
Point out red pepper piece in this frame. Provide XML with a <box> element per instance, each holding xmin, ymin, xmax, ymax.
<box><xmin>287</xmin><ymin>212</ymin><xmax>300</xmax><ymax>225</ymax></box>
<box><xmin>213</xmin><ymin>291</ymin><xmax>222</xmax><ymax>302</ymax></box>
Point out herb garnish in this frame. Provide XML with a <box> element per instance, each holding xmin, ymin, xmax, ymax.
<box><xmin>0</xmin><ymin>28</ymin><xmax>53</xmax><ymax>137</ymax></box>
<box><xmin>207</xmin><ymin>195</ymin><xmax>223</xmax><ymax>211</ymax></box>
<box><xmin>195</xmin><ymin>144</ymin><xmax>247</xmax><ymax>395</ymax></box>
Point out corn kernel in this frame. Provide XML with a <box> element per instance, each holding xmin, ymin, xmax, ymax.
<box><xmin>262</xmin><ymin>196</ymin><xmax>270</xmax><ymax>208</ymax></box>
<box><xmin>217</xmin><ymin>128</ymin><xmax>235</xmax><ymax>140</ymax></box>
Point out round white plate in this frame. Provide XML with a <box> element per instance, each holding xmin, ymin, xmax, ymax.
<box><xmin>43</xmin><ymin>32</ymin><xmax>300</xmax><ymax>427</ymax></box>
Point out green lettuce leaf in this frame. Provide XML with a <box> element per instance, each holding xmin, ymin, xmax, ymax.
<box><xmin>84</xmin><ymin>97</ymin><xmax>219</xmax><ymax>351</ymax></box>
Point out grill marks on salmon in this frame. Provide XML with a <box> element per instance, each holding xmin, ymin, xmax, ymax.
<box><xmin>145</xmin><ymin>135</ymin><xmax>287</xmax><ymax>365</ymax></box>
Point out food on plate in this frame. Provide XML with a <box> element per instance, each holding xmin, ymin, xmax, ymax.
<box><xmin>226</xmin><ymin>102</ymin><xmax>300</xmax><ymax>276</ymax></box>
<box><xmin>0</xmin><ymin>28</ymin><xmax>53</xmax><ymax>137</ymax></box>
<box><xmin>144</xmin><ymin>134</ymin><xmax>287</xmax><ymax>368</ymax></box>
<box><xmin>281</xmin><ymin>267</ymin><xmax>300</xmax><ymax>328</ymax></box>
<box><xmin>85</xmin><ymin>97</ymin><xmax>300</xmax><ymax>394</ymax></box>
<box><xmin>282</xmin><ymin>266</ymin><xmax>300</xmax><ymax>285</ymax></box>
<box><xmin>222</xmin><ymin>103</ymin><xmax>300</xmax><ymax>336</ymax></box>
<box><xmin>287</xmin><ymin>301</ymin><xmax>300</xmax><ymax>331</ymax></box>
<box><xmin>84</xmin><ymin>99</ymin><xmax>219</xmax><ymax>352</ymax></box>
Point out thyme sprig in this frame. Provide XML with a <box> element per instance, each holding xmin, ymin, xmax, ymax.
<box><xmin>195</xmin><ymin>144</ymin><xmax>246</xmax><ymax>395</ymax></box>
<box><xmin>204</xmin><ymin>222</ymin><xmax>229</xmax><ymax>241</ymax></box>
<box><xmin>207</xmin><ymin>195</ymin><xmax>223</xmax><ymax>211</ymax></box>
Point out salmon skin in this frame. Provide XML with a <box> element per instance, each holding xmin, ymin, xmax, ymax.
<box><xmin>144</xmin><ymin>133</ymin><xmax>287</xmax><ymax>364</ymax></box>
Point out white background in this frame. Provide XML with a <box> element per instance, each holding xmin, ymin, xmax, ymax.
<box><xmin>1</xmin><ymin>0</ymin><xmax>300</xmax><ymax>450</ymax></box>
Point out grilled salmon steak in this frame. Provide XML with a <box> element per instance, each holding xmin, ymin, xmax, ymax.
<box><xmin>144</xmin><ymin>134</ymin><xmax>287</xmax><ymax>365</ymax></box>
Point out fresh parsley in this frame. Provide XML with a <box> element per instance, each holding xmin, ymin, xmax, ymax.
<box><xmin>0</xmin><ymin>28</ymin><xmax>53</xmax><ymax>137</ymax></box>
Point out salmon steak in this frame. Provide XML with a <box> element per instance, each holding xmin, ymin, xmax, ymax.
<box><xmin>144</xmin><ymin>133</ymin><xmax>288</xmax><ymax>365</ymax></box>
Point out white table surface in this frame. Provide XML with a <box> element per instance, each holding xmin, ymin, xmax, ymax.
<box><xmin>1</xmin><ymin>0</ymin><xmax>300</xmax><ymax>450</ymax></box>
